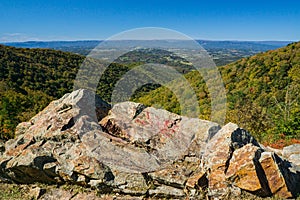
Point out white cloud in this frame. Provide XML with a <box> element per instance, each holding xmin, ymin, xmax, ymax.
<box><xmin>0</xmin><ymin>33</ymin><xmax>40</xmax><ymax>42</ymax></box>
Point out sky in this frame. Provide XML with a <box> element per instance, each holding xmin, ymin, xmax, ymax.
<box><xmin>0</xmin><ymin>0</ymin><xmax>299</xmax><ymax>42</ymax></box>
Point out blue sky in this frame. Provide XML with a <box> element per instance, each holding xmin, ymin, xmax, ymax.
<box><xmin>0</xmin><ymin>0</ymin><xmax>299</xmax><ymax>42</ymax></box>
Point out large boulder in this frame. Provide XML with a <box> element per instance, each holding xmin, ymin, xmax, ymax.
<box><xmin>99</xmin><ymin>101</ymin><xmax>220</xmax><ymax>169</ymax></box>
<box><xmin>202</xmin><ymin>123</ymin><xmax>261</xmax><ymax>198</ymax></box>
<box><xmin>202</xmin><ymin>123</ymin><xmax>300</xmax><ymax>199</ymax></box>
<box><xmin>258</xmin><ymin>152</ymin><xmax>293</xmax><ymax>198</ymax></box>
<box><xmin>226</xmin><ymin>144</ymin><xmax>262</xmax><ymax>193</ymax></box>
<box><xmin>0</xmin><ymin>89</ymin><xmax>112</xmax><ymax>185</ymax></box>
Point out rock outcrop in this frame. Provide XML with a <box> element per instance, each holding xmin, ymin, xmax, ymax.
<box><xmin>0</xmin><ymin>89</ymin><xmax>299</xmax><ymax>199</ymax></box>
<box><xmin>202</xmin><ymin>123</ymin><xmax>300</xmax><ymax>199</ymax></box>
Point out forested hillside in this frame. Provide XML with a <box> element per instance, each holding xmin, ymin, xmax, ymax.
<box><xmin>0</xmin><ymin>45</ymin><xmax>85</xmax><ymax>139</ymax></box>
<box><xmin>133</xmin><ymin>42</ymin><xmax>300</xmax><ymax>144</ymax></box>
<box><xmin>0</xmin><ymin>42</ymin><xmax>299</xmax><ymax>145</ymax></box>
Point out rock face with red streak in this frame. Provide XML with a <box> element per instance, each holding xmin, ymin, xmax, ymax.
<box><xmin>0</xmin><ymin>89</ymin><xmax>299</xmax><ymax>199</ymax></box>
<box><xmin>100</xmin><ymin>101</ymin><xmax>220</xmax><ymax>163</ymax></box>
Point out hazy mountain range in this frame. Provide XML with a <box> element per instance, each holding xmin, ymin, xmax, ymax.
<box><xmin>1</xmin><ymin>40</ymin><xmax>292</xmax><ymax>52</ymax></box>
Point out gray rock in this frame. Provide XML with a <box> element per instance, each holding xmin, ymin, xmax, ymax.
<box><xmin>149</xmin><ymin>185</ymin><xmax>185</xmax><ymax>198</ymax></box>
<box><xmin>283</xmin><ymin>144</ymin><xmax>300</xmax><ymax>166</ymax></box>
<box><xmin>288</xmin><ymin>154</ymin><xmax>300</xmax><ymax>166</ymax></box>
<box><xmin>264</xmin><ymin>145</ymin><xmax>283</xmax><ymax>156</ymax></box>
<box><xmin>109</xmin><ymin>171</ymin><xmax>149</xmax><ymax>195</ymax></box>
<box><xmin>283</xmin><ymin>144</ymin><xmax>300</xmax><ymax>158</ymax></box>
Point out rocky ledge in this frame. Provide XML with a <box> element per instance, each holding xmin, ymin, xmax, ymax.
<box><xmin>0</xmin><ymin>89</ymin><xmax>299</xmax><ymax>199</ymax></box>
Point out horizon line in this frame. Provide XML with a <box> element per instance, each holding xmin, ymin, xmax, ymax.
<box><xmin>1</xmin><ymin>39</ymin><xmax>297</xmax><ymax>43</ymax></box>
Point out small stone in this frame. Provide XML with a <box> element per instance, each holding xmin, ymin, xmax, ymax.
<box><xmin>149</xmin><ymin>185</ymin><xmax>185</xmax><ymax>198</ymax></box>
<box><xmin>29</xmin><ymin>186</ymin><xmax>45</xmax><ymax>199</ymax></box>
<box><xmin>76</xmin><ymin>174</ymin><xmax>87</xmax><ymax>184</ymax></box>
<box><xmin>89</xmin><ymin>179</ymin><xmax>103</xmax><ymax>188</ymax></box>
<box><xmin>186</xmin><ymin>170</ymin><xmax>207</xmax><ymax>188</ymax></box>
<box><xmin>39</xmin><ymin>188</ymin><xmax>73</xmax><ymax>200</ymax></box>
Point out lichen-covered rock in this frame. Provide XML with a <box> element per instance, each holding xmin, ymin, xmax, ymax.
<box><xmin>149</xmin><ymin>157</ymin><xmax>200</xmax><ymax>189</ymax></box>
<box><xmin>288</xmin><ymin>153</ymin><xmax>300</xmax><ymax>166</ymax></box>
<box><xmin>107</xmin><ymin>170</ymin><xmax>149</xmax><ymax>195</ymax></box>
<box><xmin>259</xmin><ymin>152</ymin><xmax>293</xmax><ymax>198</ymax></box>
<box><xmin>185</xmin><ymin>169</ymin><xmax>207</xmax><ymax>189</ymax></box>
<box><xmin>283</xmin><ymin>144</ymin><xmax>300</xmax><ymax>158</ymax></box>
<box><xmin>225</xmin><ymin>144</ymin><xmax>262</xmax><ymax>193</ymax></box>
<box><xmin>202</xmin><ymin>122</ymin><xmax>300</xmax><ymax>199</ymax></box>
<box><xmin>264</xmin><ymin>145</ymin><xmax>283</xmax><ymax>156</ymax></box>
<box><xmin>14</xmin><ymin>122</ymin><xmax>32</xmax><ymax>137</ymax></box>
<box><xmin>202</xmin><ymin>123</ymin><xmax>260</xmax><ymax>199</ymax></box>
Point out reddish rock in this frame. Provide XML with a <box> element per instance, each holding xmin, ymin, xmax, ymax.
<box><xmin>203</xmin><ymin>123</ymin><xmax>262</xmax><ymax>198</ymax></box>
<box><xmin>259</xmin><ymin>152</ymin><xmax>293</xmax><ymax>198</ymax></box>
<box><xmin>226</xmin><ymin>144</ymin><xmax>262</xmax><ymax>192</ymax></box>
<box><xmin>185</xmin><ymin>169</ymin><xmax>206</xmax><ymax>189</ymax></box>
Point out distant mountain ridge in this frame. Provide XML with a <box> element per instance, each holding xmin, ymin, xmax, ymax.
<box><xmin>1</xmin><ymin>40</ymin><xmax>293</xmax><ymax>67</ymax></box>
<box><xmin>1</xmin><ymin>40</ymin><xmax>292</xmax><ymax>51</ymax></box>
